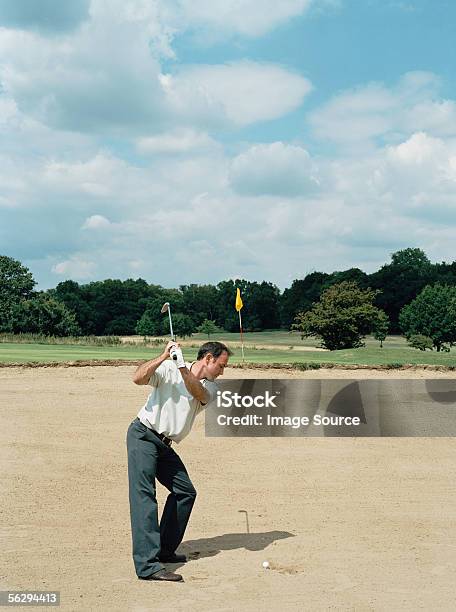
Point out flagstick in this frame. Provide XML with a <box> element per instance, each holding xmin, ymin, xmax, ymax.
<box><xmin>238</xmin><ymin>309</ymin><xmax>245</xmax><ymax>363</ymax></box>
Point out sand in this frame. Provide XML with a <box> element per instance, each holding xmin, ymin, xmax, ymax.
<box><xmin>1</xmin><ymin>365</ymin><xmax>456</xmax><ymax>611</ymax></box>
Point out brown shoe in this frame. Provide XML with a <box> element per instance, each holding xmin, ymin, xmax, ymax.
<box><xmin>139</xmin><ymin>569</ymin><xmax>183</xmax><ymax>582</ymax></box>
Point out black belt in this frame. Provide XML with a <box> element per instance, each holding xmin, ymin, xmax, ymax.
<box><xmin>152</xmin><ymin>430</ymin><xmax>173</xmax><ymax>447</ymax></box>
<box><xmin>137</xmin><ymin>418</ymin><xmax>173</xmax><ymax>447</ymax></box>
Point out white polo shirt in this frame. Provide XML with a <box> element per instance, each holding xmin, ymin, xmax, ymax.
<box><xmin>137</xmin><ymin>360</ymin><xmax>218</xmax><ymax>443</ymax></box>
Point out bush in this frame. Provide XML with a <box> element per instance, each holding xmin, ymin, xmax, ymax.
<box><xmin>293</xmin><ymin>281</ymin><xmax>386</xmax><ymax>350</ymax></box>
<box><xmin>10</xmin><ymin>295</ymin><xmax>81</xmax><ymax>337</ymax></box>
<box><xmin>292</xmin><ymin>362</ymin><xmax>321</xmax><ymax>370</ymax></box>
<box><xmin>407</xmin><ymin>334</ymin><xmax>434</xmax><ymax>351</ymax></box>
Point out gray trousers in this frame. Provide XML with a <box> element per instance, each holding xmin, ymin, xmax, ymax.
<box><xmin>126</xmin><ymin>418</ymin><xmax>197</xmax><ymax>578</ymax></box>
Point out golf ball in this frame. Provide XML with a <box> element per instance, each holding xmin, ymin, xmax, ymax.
<box><xmin>262</xmin><ymin>561</ymin><xmax>270</xmax><ymax>569</ymax></box>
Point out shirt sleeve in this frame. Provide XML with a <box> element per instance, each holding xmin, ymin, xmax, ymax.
<box><xmin>148</xmin><ymin>362</ymin><xmax>167</xmax><ymax>386</ymax></box>
<box><xmin>200</xmin><ymin>379</ymin><xmax>218</xmax><ymax>405</ymax></box>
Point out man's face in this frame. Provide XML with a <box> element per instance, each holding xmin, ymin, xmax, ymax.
<box><xmin>206</xmin><ymin>351</ymin><xmax>229</xmax><ymax>379</ymax></box>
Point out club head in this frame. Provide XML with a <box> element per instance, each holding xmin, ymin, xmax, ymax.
<box><xmin>160</xmin><ymin>302</ymin><xmax>170</xmax><ymax>314</ymax></box>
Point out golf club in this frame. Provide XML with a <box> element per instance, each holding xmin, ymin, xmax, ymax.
<box><xmin>160</xmin><ymin>302</ymin><xmax>178</xmax><ymax>360</ymax></box>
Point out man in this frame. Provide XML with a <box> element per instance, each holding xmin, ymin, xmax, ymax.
<box><xmin>126</xmin><ymin>340</ymin><xmax>231</xmax><ymax>582</ymax></box>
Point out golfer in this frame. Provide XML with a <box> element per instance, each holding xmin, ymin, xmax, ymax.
<box><xmin>126</xmin><ymin>340</ymin><xmax>231</xmax><ymax>582</ymax></box>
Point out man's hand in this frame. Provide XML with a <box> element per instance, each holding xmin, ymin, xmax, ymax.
<box><xmin>170</xmin><ymin>345</ymin><xmax>186</xmax><ymax>369</ymax></box>
<box><xmin>164</xmin><ymin>341</ymin><xmax>185</xmax><ymax>366</ymax></box>
<box><xmin>164</xmin><ymin>340</ymin><xmax>178</xmax><ymax>358</ymax></box>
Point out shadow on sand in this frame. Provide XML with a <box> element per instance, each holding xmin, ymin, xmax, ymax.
<box><xmin>170</xmin><ymin>530</ymin><xmax>295</xmax><ymax>567</ymax></box>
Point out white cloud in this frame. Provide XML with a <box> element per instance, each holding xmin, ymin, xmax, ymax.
<box><xmin>380</xmin><ymin>132</ymin><xmax>456</xmax><ymax>213</ymax></box>
<box><xmin>229</xmin><ymin>142</ymin><xmax>320</xmax><ymax>196</ymax></box>
<box><xmin>167</xmin><ymin>0</ymin><xmax>312</xmax><ymax>37</ymax></box>
<box><xmin>0</xmin><ymin>10</ymin><xmax>167</xmax><ymax>133</ymax></box>
<box><xmin>52</xmin><ymin>256</ymin><xmax>96</xmax><ymax>279</ymax></box>
<box><xmin>42</xmin><ymin>153</ymin><xmax>143</xmax><ymax>199</ymax></box>
<box><xmin>43</xmin><ymin>156</ymin><xmax>111</xmax><ymax>198</ymax></box>
<box><xmin>128</xmin><ymin>259</ymin><xmax>143</xmax><ymax>270</ymax></box>
<box><xmin>308</xmin><ymin>71</ymin><xmax>456</xmax><ymax>149</ymax></box>
<box><xmin>403</xmin><ymin>100</ymin><xmax>456</xmax><ymax>137</ymax></box>
<box><xmin>309</xmin><ymin>82</ymin><xmax>395</xmax><ymax>146</ymax></box>
<box><xmin>388</xmin><ymin>131</ymin><xmax>445</xmax><ymax>165</ymax></box>
<box><xmin>163</xmin><ymin>61</ymin><xmax>312</xmax><ymax>127</ymax></box>
<box><xmin>0</xmin><ymin>97</ymin><xmax>18</xmax><ymax>125</ymax></box>
<box><xmin>82</xmin><ymin>214</ymin><xmax>112</xmax><ymax>229</ymax></box>
<box><xmin>0</xmin><ymin>4</ymin><xmax>312</xmax><ymax>135</ymax></box>
<box><xmin>136</xmin><ymin>129</ymin><xmax>216</xmax><ymax>154</ymax></box>
<box><xmin>320</xmin><ymin>130</ymin><xmax>456</xmax><ymax>241</ymax></box>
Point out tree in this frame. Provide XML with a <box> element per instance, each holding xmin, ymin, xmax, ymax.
<box><xmin>196</xmin><ymin>319</ymin><xmax>222</xmax><ymax>338</ymax></box>
<box><xmin>172</xmin><ymin>313</ymin><xmax>195</xmax><ymax>338</ymax></box>
<box><xmin>50</xmin><ymin>280</ymin><xmax>97</xmax><ymax>334</ymax></box>
<box><xmin>10</xmin><ymin>295</ymin><xmax>81</xmax><ymax>336</ymax></box>
<box><xmin>215</xmin><ymin>279</ymin><xmax>246</xmax><ymax>332</ymax></box>
<box><xmin>372</xmin><ymin>311</ymin><xmax>389</xmax><ymax>347</ymax></box>
<box><xmin>135</xmin><ymin>307</ymin><xmax>165</xmax><ymax>336</ymax></box>
<box><xmin>180</xmin><ymin>284</ymin><xmax>219</xmax><ymax>327</ymax></box>
<box><xmin>434</xmin><ymin>260</ymin><xmax>456</xmax><ymax>286</ymax></box>
<box><xmin>247</xmin><ymin>281</ymin><xmax>281</xmax><ymax>330</ymax></box>
<box><xmin>280</xmin><ymin>272</ymin><xmax>329</xmax><ymax>328</ymax></box>
<box><xmin>215</xmin><ymin>278</ymin><xmax>281</xmax><ymax>332</ymax></box>
<box><xmin>369</xmin><ymin>248</ymin><xmax>434</xmax><ymax>331</ymax></box>
<box><xmin>292</xmin><ymin>281</ymin><xmax>384</xmax><ymax>350</ymax></box>
<box><xmin>136</xmin><ymin>294</ymin><xmax>184</xmax><ymax>337</ymax></box>
<box><xmin>324</xmin><ymin>268</ymin><xmax>369</xmax><ymax>291</ymax></box>
<box><xmin>399</xmin><ymin>284</ymin><xmax>456</xmax><ymax>351</ymax></box>
<box><xmin>81</xmin><ymin>279</ymin><xmax>161</xmax><ymax>335</ymax></box>
<box><xmin>0</xmin><ymin>256</ymin><xmax>36</xmax><ymax>331</ymax></box>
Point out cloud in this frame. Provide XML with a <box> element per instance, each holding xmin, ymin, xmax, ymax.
<box><xmin>43</xmin><ymin>153</ymin><xmax>136</xmax><ymax>198</ymax></box>
<box><xmin>82</xmin><ymin>214</ymin><xmax>112</xmax><ymax>229</ymax></box>
<box><xmin>308</xmin><ymin>71</ymin><xmax>456</xmax><ymax>149</ymax></box>
<box><xmin>0</xmin><ymin>0</ymin><xmax>90</xmax><ymax>34</ymax></box>
<box><xmin>380</xmin><ymin>132</ymin><xmax>456</xmax><ymax>217</ymax></box>
<box><xmin>0</xmin><ymin>96</ymin><xmax>18</xmax><ymax>125</ymax></box>
<box><xmin>387</xmin><ymin>131</ymin><xmax>446</xmax><ymax>165</ymax></box>
<box><xmin>163</xmin><ymin>61</ymin><xmax>312</xmax><ymax>127</ymax></box>
<box><xmin>1</xmin><ymin>27</ymin><xmax>310</xmax><ymax>134</ymax></box>
<box><xmin>136</xmin><ymin>129</ymin><xmax>217</xmax><ymax>154</ymax></box>
<box><xmin>321</xmin><ymin>129</ymin><xmax>456</xmax><ymax>236</ymax></box>
<box><xmin>52</xmin><ymin>256</ymin><xmax>96</xmax><ymax>280</ymax></box>
<box><xmin>167</xmin><ymin>0</ymin><xmax>313</xmax><ymax>37</ymax></box>
<box><xmin>229</xmin><ymin>142</ymin><xmax>320</xmax><ymax>196</ymax></box>
<box><xmin>0</xmin><ymin>9</ymin><xmax>167</xmax><ymax>133</ymax></box>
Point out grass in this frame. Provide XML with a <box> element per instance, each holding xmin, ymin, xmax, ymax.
<box><xmin>0</xmin><ymin>332</ymin><xmax>455</xmax><ymax>367</ymax></box>
<box><xmin>0</xmin><ymin>332</ymin><xmax>170</xmax><ymax>347</ymax></box>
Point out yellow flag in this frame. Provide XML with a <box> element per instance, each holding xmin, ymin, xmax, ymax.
<box><xmin>235</xmin><ymin>287</ymin><xmax>243</xmax><ymax>311</ymax></box>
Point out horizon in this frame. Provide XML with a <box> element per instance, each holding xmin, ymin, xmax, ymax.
<box><xmin>7</xmin><ymin>245</ymin><xmax>452</xmax><ymax>294</ymax></box>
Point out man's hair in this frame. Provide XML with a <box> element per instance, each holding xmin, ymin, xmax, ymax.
<box><xmin>197</xmin><ymin>341</ymin><xmax>232</xmax><ymax>361</ymax></box>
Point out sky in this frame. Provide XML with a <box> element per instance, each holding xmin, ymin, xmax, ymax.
<box><xmin>1</xmin><ymin>0</ymin><xmax>456</xmax><ymax>290</ymax></box>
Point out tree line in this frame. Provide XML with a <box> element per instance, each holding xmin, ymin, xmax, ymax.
<box><xmin>1</xmin><ymin>248</ymin><xmax>456</xmax><ymax>350</ymax></box>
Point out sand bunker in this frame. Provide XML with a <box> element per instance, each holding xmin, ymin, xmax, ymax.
<box><xmin>1</xmin><ymin>365</ymin><xmax>456</xmax><ymax>611</ymax></box>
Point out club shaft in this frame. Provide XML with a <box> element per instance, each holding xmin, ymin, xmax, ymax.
<box><xmin>167</xmin><ymin>307</ymin><xmax>175</xmax><ymax>340</ymax></box>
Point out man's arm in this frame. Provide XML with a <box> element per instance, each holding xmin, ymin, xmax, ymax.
<box><xmin>179</xmin><ymin>367</ymin><xmax>210</xmax><ymax>404</ymax></box>
<box><xmin>132</xmin><ymin>341</ymin><xmax>175</xmax><ymax>385</ymax></box>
